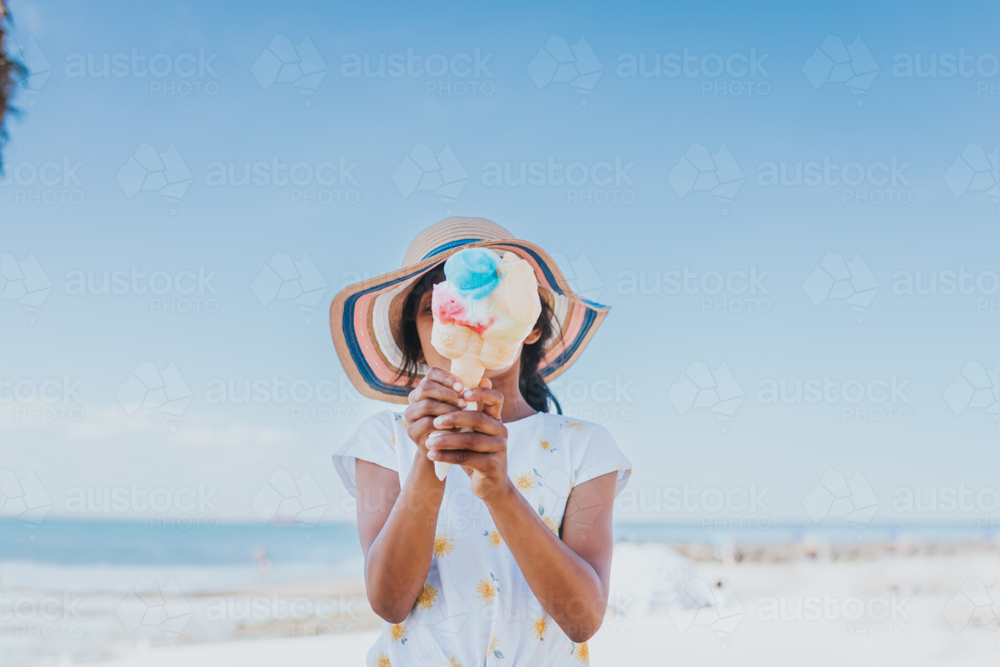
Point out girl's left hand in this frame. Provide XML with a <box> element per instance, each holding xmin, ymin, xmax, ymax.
<box><xmin>425</xmin><ymin>379</ymin><xmax>510</xmax><ymax>501</ymax></box>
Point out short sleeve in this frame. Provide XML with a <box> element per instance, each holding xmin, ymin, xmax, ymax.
<box><xmin>332</xmin><ymin>411</ymin><xmax>399</xmax><ymax>498</ymax></box>
<box><xmin>573</xmin><ymin>424</ymin><xmax>632</xmax><ymax>498</ymax></box>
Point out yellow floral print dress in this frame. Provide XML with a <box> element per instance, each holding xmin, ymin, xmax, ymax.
<box><xmin>334</xmin><ymin>411</ymin><xmax>631</xmax><ymax>667</ymax></box>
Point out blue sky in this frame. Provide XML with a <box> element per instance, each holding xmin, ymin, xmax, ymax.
<box><xmin>1</xmin><ymin>0</ymin><xmax>998</xmax><ymax>528</ymax></box>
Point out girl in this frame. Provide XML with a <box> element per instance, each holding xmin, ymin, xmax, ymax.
<box><xmin>331</xmin><ymin>218</ymin><xmax>631</xmax><ymax>666</ymax></box>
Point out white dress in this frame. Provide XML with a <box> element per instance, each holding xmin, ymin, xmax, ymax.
<box><xmin>333</xmin><ymin>411</ymin><xmax>632</xmax><ymax>667</ymax></box>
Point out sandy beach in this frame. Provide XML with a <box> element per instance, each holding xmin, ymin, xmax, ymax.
<box><xmin>7</xmin><ymin>540</ymin><xmax>998</xmax><ymax>667</ymax></box>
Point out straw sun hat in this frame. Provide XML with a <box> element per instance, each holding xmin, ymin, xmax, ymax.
<box><xmin>329</xmin><ymin>217</ymin><xmax>610</xmax><ymax>404</ymax></box>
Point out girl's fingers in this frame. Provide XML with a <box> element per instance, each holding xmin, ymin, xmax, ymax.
<box><xmin>431</xmin><ymin>409</ymin><xmax>506</xmax><ymax>436</ymax></box>
<box><xmin>459</xmin><ymin>382</ymin><xmax>504</xmax><ymax>420</ymax></box>
<box><xmin>404</xmin><ymin>416</ymin><xmax>439</xmax><ymax>444</ymax></box>
<box><xmin>403</xmin><ymin>399</ymin><xmax>459</xmax><ymax>427</ymax></box>
<box><xmin>426</xmin><ymin>448</ymin><xmax>500</xmax><ymax>472</ymax></box>
<box><xmin>426</xmin><ymin>431</ymin><xmax>505</xmax><ymax>453</ymax></box>
<box><xmin>424</xmin><ymin>368</ymin><xmax>465</xmax><ymax>393</ymax></box>
<box><xmin>408</xmin><ymin>379</ymin><xmax>465</xmax><ymax>408</ymax></box>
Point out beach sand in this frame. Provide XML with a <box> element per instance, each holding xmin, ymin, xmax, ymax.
<box><xmin>13</xmin><ymin>542</ymin><xmax>999</xmax><ymax>666</ymax></box>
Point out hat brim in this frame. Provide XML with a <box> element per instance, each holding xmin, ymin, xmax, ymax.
<box><xmin>330</xmin><ymin>239</ymin><xmax>609</xmax><ymax>404</ymax></box>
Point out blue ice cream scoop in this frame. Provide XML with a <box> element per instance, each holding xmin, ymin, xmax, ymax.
<box><xmin>444</xmin><ymin>248</ymin><xmax>500</xmax><ymax>299</ymax></box>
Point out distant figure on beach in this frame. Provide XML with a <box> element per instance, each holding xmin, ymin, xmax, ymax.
<box><xmin>253</xmin><ymin>545</ymin><xmax>271</xmax><ymax>574</ymax></box>
<box><xmin>331</xmin><ymin>218</ymin><xmax>632</xmax><ymax>666</ymax></box>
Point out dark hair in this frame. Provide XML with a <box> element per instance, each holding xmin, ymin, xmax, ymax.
<box><xmin>397</xmin><ymin>264</ymin><xmax>563</xmax><ymax>414</ymax></box>
<box><xmin>0</xmin><ymin>1</ymin><xmax>26</xmax><ymax>171</ymax></box>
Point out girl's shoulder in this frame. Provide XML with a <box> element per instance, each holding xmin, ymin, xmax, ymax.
<box><xmin>333</xmin><ymin>410</ymin><xmax>407</xmax><ymax>498</ymax></box>
<box><xmin>353</xmin><ymin>409</ymin><xmax>407</xmax><ymax>435</ymax></box>
<box><xmin>523</xmin><ymin>412</ymin><xmax>615</xmax><ymax>442</ymax></box>
<box><xmin>524</xmin><ymin>413</ymin><xmax>632</xmax><ymax>494</ymax></box>
<box><xmin>516</xmin><ymin>413</ymin><xmax>621</xmax><ymax>458</ymax></box>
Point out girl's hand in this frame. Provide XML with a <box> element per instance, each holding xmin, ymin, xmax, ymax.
<box><xmin>404</xmin><ymin>368</ymin><xmax>466</xmax><ymax>454</ymax></box>
<box><xmin>425</xmin><ymin>379</ymin><xmax>510</xmax><ymax>501</ymax></box>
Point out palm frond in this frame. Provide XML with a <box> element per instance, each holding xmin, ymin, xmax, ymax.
<box><xmin>0</xmin><ymin>0</ymin><xmax>27</xmax><ymax>170</ymax></box>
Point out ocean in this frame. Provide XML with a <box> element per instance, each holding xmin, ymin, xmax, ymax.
<box><xmin>2</xmin><ymin>518</ymin><xmax>995</xmax><ymax>569</ymax></box>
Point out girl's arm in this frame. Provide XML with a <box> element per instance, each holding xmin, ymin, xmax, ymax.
<box><xmin>427</xmin><ymin>386</ymin><xmax>617</xmax><ymax>643</ymax></box>
<box><xmin>485</xmin><ymin>472</ymin><xmax>617</xmax><ymax>643</ymax></box>
<box><xmin>355</xmin><ymin>455</ymin><xmax>443</xmax><ymax>623</ymax></box>
<box><xmin>355</xmin><ymin>368</ymin><xmax>467</xmax><ymax>623</ymax></box>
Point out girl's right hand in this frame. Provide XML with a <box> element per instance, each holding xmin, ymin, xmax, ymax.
<box><xmin>404</xmin><ymin>368</ymin><xmax>467</xmax><ymax>452</ymax></box>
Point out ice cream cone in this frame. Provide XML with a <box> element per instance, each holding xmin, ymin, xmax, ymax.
<box><xmin>434</xmin><ymin>356</ymin><xmax>486</xmax><ymax>481</ymax></box>
<box><xmin>429</xmin><ymin>247</ymin><xmax>542</xmax><ymax>481</ymax></box>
